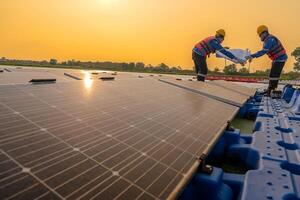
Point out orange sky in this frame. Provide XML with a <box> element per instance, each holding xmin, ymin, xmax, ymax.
<box><xmin>1</xmin><ymin>0</ymin><xmax>300</xmax><ymax>72</ymax></box>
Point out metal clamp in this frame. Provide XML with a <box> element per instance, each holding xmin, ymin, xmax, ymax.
<box><xmin>226</xmin><ymin>121</ymin><xmax>235</xmax><ymax>131</ymax></box>
<box><xmin>197</xmin><ymin>154</ymin><xmax>213</xmax><ymax>174</ymax></box>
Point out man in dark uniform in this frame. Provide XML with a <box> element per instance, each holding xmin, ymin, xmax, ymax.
<box><xmin>247</xmin><ymin>25</ymin><xmax>288</xmax><ymax>96</ymax></box>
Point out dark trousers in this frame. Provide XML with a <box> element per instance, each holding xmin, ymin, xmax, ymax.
<box><xmin>192</xmin><ymin>52</ymin><xmax>208</xmax><ymax>81</ymax></box>
<box><xmin>269</xmin><ymin>61</ymin><xmax>285</xmax><ymax>90</ymax></box>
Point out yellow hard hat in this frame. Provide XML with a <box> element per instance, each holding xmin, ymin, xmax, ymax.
<box><xmin>216</xmin><ymin>29</ymin><xmax>226</xmax><ymax>37</ymax></box>
<box><xmin>257</xmin><ymin>25</ymin><xmax>268</xmax><ymax>36</ymax></box>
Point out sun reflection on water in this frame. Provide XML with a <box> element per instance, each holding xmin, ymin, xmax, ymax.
<box><xmin>82</xmin><ymin>71</ymin><xmax>94</xmax><ymax>90</ymax></box>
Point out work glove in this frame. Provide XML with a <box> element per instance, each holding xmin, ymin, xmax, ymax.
<box><xmin>245</xmin><ymin>55</ymin><xmax>253</xmax><ymax>63</ymax></box>
<box><xmin>236</xmin><ymin>57</ymin><xmax>246</xmax><ymax>66</ymax></box>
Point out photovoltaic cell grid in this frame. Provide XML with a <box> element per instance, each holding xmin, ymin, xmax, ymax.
<box><xmin>0</xmin><ymin>71</ymin><xmax>71</xmax><ymax>85</ymax></box>
<box><xmin>159</xmin><ymin>78</ymin><xmax>250</xmax><ymax>107</ymax></box>
<box><xmin>63</xmin><ymin>71</ymin><xmax>148</xmax><ymax>81</ymax></box>
<box><xmin>0</xmin><ymin>68</ymin><xmax>71</xmax><ymax>84</ymax></box>
<box><xmin>208</xmin><ymin>80</ymin><xmax>256</xmax><ymax>97</ymax></box>
<box><xmin>0</xmin><ymin>67</ymin><xmax>142</xmax><ymax>85</ymax></box>
<box><xmin>0</xmin><ymin>78</ymin><xmax>239</xmax><ymax>200</ymax></box>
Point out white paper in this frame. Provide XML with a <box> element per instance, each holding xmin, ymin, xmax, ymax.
<box><xmin>216</xmin><ymin>49</ymin><xmax>251</xmax><ymax>64</ymax></box>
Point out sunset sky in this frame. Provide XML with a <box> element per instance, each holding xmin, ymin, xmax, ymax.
<box><xmin>1</xmin><ymin>0</ymin><xmax>300</xmax><ymax>71</ymax></box>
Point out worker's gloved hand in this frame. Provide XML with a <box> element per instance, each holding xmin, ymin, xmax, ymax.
<box><xmin>236</xmin><ymin>57</ymin><xmax>246</xmax><ymax>66</ymax></box>
<box><xmin>245</xmin><ymin>55</ymin><xmax>253</xmax><ymax>63</ymax></box>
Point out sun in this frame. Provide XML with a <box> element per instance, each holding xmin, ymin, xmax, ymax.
<box><xmin>101</xmin><ymin>0</ymin><xmax>110</xmax><ymax>4</ymax></box>
<box><xmin>100</xmin><ymin>0</ymin><xmax>115</xmax><ymax>6</ymax></box>
<box><xmin>97</xmin><ymin>0</ymin><xmax>123</xmax><ymax>9</ymax></box>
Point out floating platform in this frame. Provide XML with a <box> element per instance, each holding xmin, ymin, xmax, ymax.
<box><xmin>180</xmin><ymin>85</ymin><xmax>300</xmax><ymax>200</ymax></box>
<box><xmin>0</xmin><ymin>66</ymin><xmax>299</xmax><ymax>200</ymax></box>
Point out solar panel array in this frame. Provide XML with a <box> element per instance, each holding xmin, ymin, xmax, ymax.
<box><xmin>208</xmin><ymin>80</ymin><xmax>256</xmax><ymax>97</ymax></box>
<box><xmin>0</xmin><ymin>71</ymin><xmax>70</xmax><ymax>85</ymax></box>
<box><xmin>0</xmin><ymin>67</ymin><xmax>76</xmax><ymax>85</ymax></box>
<box><xmin>0</xmin><ymin>74</ymin><xmax>242</xmax><ymax>200</ymax></box>
<box><xmin>159</xmin><ymin>78</ymin><xmax>251</xmax><ymax>107</ymax></box>
<box><xmin>63</xmin><ymin>71</ymin><xmax>140</xmax><ymax>81</ymax></box>
<box><xmin>0</xmin><ymin>67</ymin><xmax>142</xmax><ymax>85</ymax></box>
<box><xmin>0</xmin><ymin>66</ymin><xmax>181</xmax><ymax>84</ymax></box>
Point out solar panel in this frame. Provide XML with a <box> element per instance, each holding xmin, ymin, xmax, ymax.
<box><xmin>208</xmin><ymin>80</ymin><xmax>256</xmax><ymax>97</ymax></box>
<box><xmin>63</xmin><ymin>71</ymin><xmax>141</xmax><ymax>81</ymax></box>
<box><xmin>64</xmin><ymin>73</ymin><xmax>82</xmax><ymax>80</ymax></box>
<box><xmin>4</xmin><ymin>68</ymin><xmax>12</xmax><ymax>72</ymax></box>
<box><xmin>0</xmin><ymin>77</ymin><xmax>238</xmax><ymax>200</ymax></box>
<box><xmin>63</xmin><ymin>72</ymin><xmax>92</xmax><ymax>80</ymax></box>
<box><xmin>7</xmin><ymin>67</ymin><xmax>51</xmax><ymax>73</ymax></box>
<box><xmin>159</xmin><ymin>78</ymin><xmax>250</xmax><ymax>107</ymax></box>
<box><xmin>29</xmin><ymin>79</ymin><xmax>57</xmax><ymax>83</ymax></box>
<box><xmin>99</xmin><ymin>77</ymin><xmax>115</xmax><ymax>81</ymax></box>
<box><xmin>0</xmin><ymin>72</ymin><xmax>70</xmax><ymax>85</ymax></box>
<box><xmin>100</xmin><ymin>72</ymin><xmax>152</xmax><ymax>80</ymax></box>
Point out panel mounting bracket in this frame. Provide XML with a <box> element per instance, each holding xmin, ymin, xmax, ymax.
<box><xmin>197</xmin><ymin>154</ymin><xmax>213</xmax><ymax>174</ymax></box>
<box><xmin>226</xmin><ymin>121</ymin><xmax>235</xmax><ymax>131</ymax></box>
<box><xmin>99</xmin><ymin>77</ymin><xmax>115</xmax><ymax>81</ymax></box>
<box><xmin>29</xmin><ymin>79</ymin><xmax>56</xmax><ymax>84</ymax></box>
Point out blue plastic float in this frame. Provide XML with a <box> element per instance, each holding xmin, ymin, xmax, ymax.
<box><xmin>180</xmin><ymin>85</ymin><xmax>300</xmax><ymax>200</ymax></box>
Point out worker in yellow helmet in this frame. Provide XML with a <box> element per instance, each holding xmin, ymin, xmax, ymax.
<box><xmin>193</xmin><ymin>29</ymin><xmax>245</xmax><ymax>81</ymax></box>
<box><xmin>247</xmin><ymin>25</ymin><xmax>288</xmax><ymax>96</ymax></box>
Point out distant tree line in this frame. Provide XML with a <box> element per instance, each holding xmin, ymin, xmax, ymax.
<box><xmin>0</xmin><ymin>57</ymin><xmax>192</xmax><ymax>75</ymax></box>
<box><xmin>1</xmin><ymin>46</ymin><xmax>300</xmax><ymax>79</ymax></box>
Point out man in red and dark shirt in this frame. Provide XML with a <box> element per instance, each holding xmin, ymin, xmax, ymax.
<box><xmin>193</xmin><ymin>29</ymin><xmax>244</xmax><ymax>82</ymax></box>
